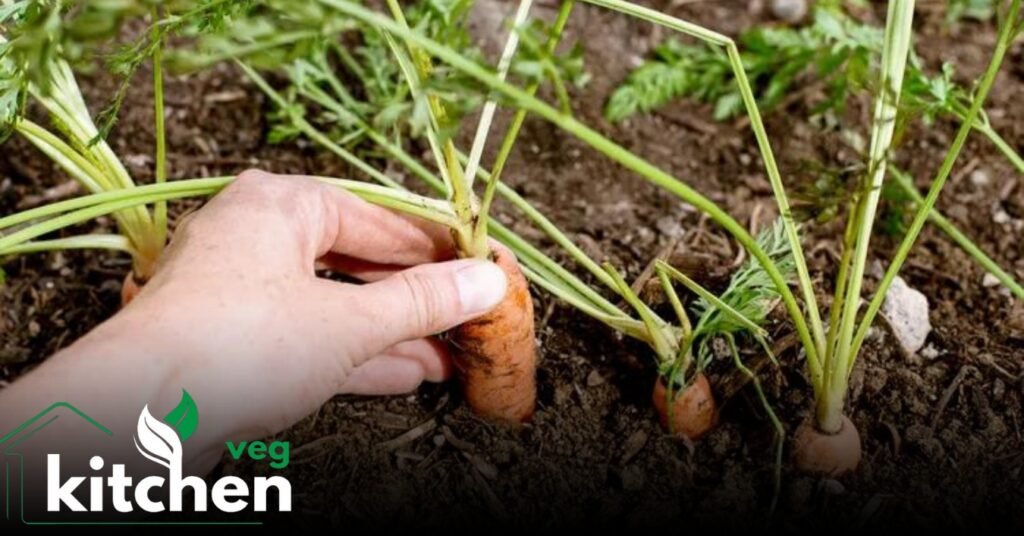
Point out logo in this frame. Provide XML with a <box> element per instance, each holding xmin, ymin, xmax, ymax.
<box><xmin>2</xmin><ymin>391</ymin><xmax>292</xmax><ymax>525</ymax></box>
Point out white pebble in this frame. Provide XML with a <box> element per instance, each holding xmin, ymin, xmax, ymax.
<box><xmin>881</xmin><ymin>276</ymin><xmax>932</xmax><ymax>357</ymax></box>
<box><xmin>771</xmin><ymin>0</ymin><xmax>807</xmax><ymax>23</ymax></box>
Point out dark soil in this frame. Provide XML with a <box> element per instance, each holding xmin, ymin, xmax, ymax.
<box><xmin>3</xmin><ymin>0</ymin><xmax>1024</xmax><ymax>529</ymax></box>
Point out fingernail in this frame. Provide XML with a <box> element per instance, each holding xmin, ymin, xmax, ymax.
<box><xmin>455</xmin><ymin>260</ymin><xmax>508</xmax><ymax>314</ymax></box>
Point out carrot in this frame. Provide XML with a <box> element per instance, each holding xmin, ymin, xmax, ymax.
<box><xmin>792</xmin><ymin>415</ymin><xmax>861</xmax><ymax>476</ymax></box>
<box><xmin>121</xmin><ymin>272</ymin><xmax>143</xmax><ymax>307</ymax></box>
<box><xmin>652</xmin><ymin>373</ymin><xmax>717</xmax><ymax>440</ymax></box>
<box><xmin>451</xmin><ymin>247</ymin><xmax>536</xmax><ymax>423</ymax></box>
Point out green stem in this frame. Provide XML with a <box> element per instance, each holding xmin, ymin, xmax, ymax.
<box><xmin>152</xmin><ymin>6</ymin><xmax>169</xmax><ymax>255</ymax></box>
<box><xmin>463</xmin><ymin>0</ymin><xmax>534</xmax><ymax>190</ymax></box>
<box><xmin>824</xmin><ymin>202</ymin><xmax>857</xmax><ymax>364</ymax></box>
<box><xmin>0</xmin><ymin>180</ymin><xmax>227</xmax><ymax>232</ymax></box>
<box><xmin>518</xmin><ymin>263</ymin><xmax>649</xmax><ymax>340</ymax></box>
<box><xmin>460</xmin><ymin>152</ymin><xmax>620</xmax><ymax>293</ymax></box>
<box><xmin>727</xmin><ymin>42</ymin><xmax>825</xmax><ymax>359</ymax></box>
<box><xmin>0</xmin><ymin>193</ymin><xmax>197</xmax><ymax>253</ymax></box>
<box><xmin>656</xmin><ymin>260</ymin><xmax>767</xmax><ymax>337</ymax></box>
<box><xmin>473</xmin><ymin>0</ymin><xmax>576</xmax><ymax>260</ymax></box>
<box><xmin>971</xmin><ymin>119</ymin><xmax>1024</xmax><ymax>173</ymax></box>
<box><xmin>0</xmin><ymin>176</ymin><xmax>459</xmax><ymax>251</ymax></box>
<box><xmin>15</xmin><ymin>119</ymin><xmax>108</xmax><ymax>194</ymax></box>
<box><xmin>13</xmin><ymin>119</ymin><xmax>155</xmax><ymax>259</ymax></box>
<box><xmin>0</xmin><ymin>234</ymin><xmax>136</xmax><ymax>256</ymax></box>
<box><xmin>725</xmin><ymin>334</ymin><xmax>783</xmax><ymax>519</ymax></box>
<box><xmin>166</xmin><ymin>29</ymin><xmax>334</xmax><ymax>71</ymax></box>
<box><xmin>247</xmin><ymin>63</ymin><xmax>632</xmax><ymax>322</ymax></box>
<box><xmin>892</xmin><ymin>168</ymin><xmax>1023</xmax><ymax>300</ymax></box>
<box><xmin>382</xmin><ymin>0</ymin><xmax>479</xmax><ymax>257</ymax></box>
<box><xmin>27</xmin><ymin>59</ymin><xmax>160</xmax><ymax>270</ymax></box>
<box><xmin>576</xmin><ymin>0</ymin><xmax>825</xmax><ymax>357</ymax></box>
<box><xmin>238</xmin><ymin>62</ymin><xmax>404</xmax><ymax>190</ymax></box>
<box><xmin>848</xmin><ymin>0</ymin><xmax>1021</xmax><ymax>377</ymax></box>
<box><xmin>605</xmin><ymin>263</ymin><xmax>677</xmax><ymax>361</ymax></box>
<box><xmin>315</xmin><ymin>0</ymin><xmax>823</xmax><ymax>389</ymax></box>
<box><xmin>656</xmin><ymin>265</ymin><xmax>693</xmax><ymax>339</ymax></box>
<box><xmin>820</xmin><ymin>0</ymin><xmax>915</xmax><ymax>434</ymax></box>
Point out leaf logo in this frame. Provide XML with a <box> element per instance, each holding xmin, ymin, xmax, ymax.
<box><xmin>134</xmin><ymin>406</ymin><xmax>181</xmax><ymax>470</ymax></box>
<box><xmin>164</xmin><ymin>390</ymin><xmax>199</xmax><ymax>442</ymax></box>
<box><xmin>133</xmin><ymin>390</ymin><xmax>199</xmax><ymax>470</ymax></box>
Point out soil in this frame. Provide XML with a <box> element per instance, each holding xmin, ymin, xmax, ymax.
<box><xmin>3</xmin><ymin>0</ymin><xmax>1024</xmax><ymax>529</ymax></box>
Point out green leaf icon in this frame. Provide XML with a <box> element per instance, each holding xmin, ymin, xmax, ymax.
<box><xmin>164</xmin><ymin>389</ymin><xmax>199</xmax><ymax>442</ymax></box>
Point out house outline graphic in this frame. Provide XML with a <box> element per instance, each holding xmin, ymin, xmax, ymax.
<box><xmin>1</xmin><ymin>401</ymin><xmax>261</xmax><ymax>526</ymax></box>
<box><xmin>1</xmin><ymin>402</ymin><xmax>112</xmax><ymax>525</ymax></box>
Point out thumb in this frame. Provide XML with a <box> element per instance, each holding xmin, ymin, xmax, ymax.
<box><xmin>345</xmin><ymin>258</ymin><xmax>508</xmax><ymax>357</ymax></box>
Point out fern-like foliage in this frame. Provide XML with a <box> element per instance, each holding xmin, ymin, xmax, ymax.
<box><xmin>607</xmin><ymin>2</ymin><xmax>997</xmax><ymax>138</ymax></box>
<box><xmin>690</xmin><ymin>218</ymin><xmax>795</xmax><ymax>366</ymax></box>
<box><xmin>946</xmin><ymin>0</ymin><xmax>996</xmax><ymax>25</ymax></box>
<box><xmin>606</xmin><ymin>7</ymin><xmax>880</xmax><ymax>122</ymax></box>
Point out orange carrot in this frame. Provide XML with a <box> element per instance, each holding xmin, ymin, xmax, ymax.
<box><xmin>793</xmin><ymin>415</ymin><xmax>861</xmax><ymax>476</ymax></box>
<box><xmin>652</xmin><ymin>373</ymin><xmax>717</xmax><ymax>440</ymax></box>
<box><xmin>451</xmin><ymin>247</ymin><xmax>536</xmax><ymax>423</ymax></box>
<box><xmin>121</xmin><ymin>272</ymin><xmax>143</xmax><ymax>307</ymax></box>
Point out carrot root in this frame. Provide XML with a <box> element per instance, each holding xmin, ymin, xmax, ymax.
<box><xmin>451</xmin><ymin>247</ymin><xmax>536</xmax><ymax>423</ymax></box>
<box><xmin>652</xmin><ymin>374</ymin><xmax>717</xmax><ymax>440</ymax></box>
<box><xmin>121</xmin><ymin>271</ymin><xmax>142</xmax><ymax>307</ymax></box>
<box><xmin>793</xmin><ymin>415</ymin><xmax>861</xmax><ymax>476</ymax></box>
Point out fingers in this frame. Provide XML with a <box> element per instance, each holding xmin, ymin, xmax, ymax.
<box><xmin>312</xmin><ymin>258</ymin><xmax>508</xmax><ymax>360</ymax></box>
<box><xmin>339</xmin><ymin>339</ymin><xmax>452</xmax><ymax>395</ymax></box>
<box><xmin>314</xmin><ymin>183</ymin><xmax>455</xmax><ymax>266</ymax></box>
<box><xmin>177</xmin><ymin>170</ymin><xmax>454</xmax><ymax>269</ymax></box>
<box><xmin>315</xmin><ymin>253</ymin><xmax>407</xmax><ymax>282</ymax></box>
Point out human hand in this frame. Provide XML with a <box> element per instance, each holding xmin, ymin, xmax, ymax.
<box><xmin>0</xmin><ymin>170</ymin><xmax>509</xmax><ymax>471</ymax></box>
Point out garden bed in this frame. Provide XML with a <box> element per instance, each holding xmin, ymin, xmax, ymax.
<box><xmin>2</xmin><ymin>0</ymin><xmax>1024</xmax><ymax>528</ymax></box>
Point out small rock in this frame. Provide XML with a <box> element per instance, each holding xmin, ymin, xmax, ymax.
<box><xmin>433</xmin><ymin>434</ymin><xmax>446</xmax><ymax>447</ymax></box>
<box><xmin>712</xmin><ymin>337</ymin><xmax>730</xmax><ymax>360</ymax></box>
<box><xmin>587</xmin><ymin>370</ymin><xmax>606</xmax><ymax>387</ymax></box>
<box><xmin>881</xmin><ymin>276</ymin><xmax>932</xmax><ymax>357</ymax></box>
<box><xmin>620</xmin><ymin>465</ymin><xmax>645</xmax><ymax>491</ymax></box>
<box><xmin>124</xmin><ymin>153</ymin><xmax>152</xmax><ymax>169</ymax></box>
<box><xmin>28</xmin><ymin>321</ymin><xmax>41</xmax><ymax>337</ymax></box>
<box><xmin>994</xmin><ymin>208</ymin><xmax>1011</xmax><ymax>225</ymax></box>
<box><xmin>655</xmin><ymin>216</ymin><xmax>684</xmax><ymax>238</ymax></box>
<box><xmin>739</xmin><ymin>153</ymin><xmax>752</xmax><ymax>166</ymax></box>
<box><xmin>970</xmin><ymin>169</ymin><xmax>990</xmax><ymax>186</ymax></box>
<box><xmin>921</xmin><ymin>344</ymin><xmax>940</xmax><ymax>360</ymax></box>
<box><xmin>821</xmin><ymin>479</ymin><xmax>846</xmax><ymax>496</ymax></box>
<box><xmin>983</xmin><ymin>273</ymin><xmax>1001</xmax><ymax>288</ymax></box>
<box><xmin>771</xmin><ymin>0</ymin><xmax>807</xmax><ymax>23</ymax></box>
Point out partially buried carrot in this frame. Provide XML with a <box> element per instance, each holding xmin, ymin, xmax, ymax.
<box><xmin>652</xmin><ymin>373</ymin><xmax>717</xmax><ymax>440</ymax></box>
<box><xmin>121</xmin><ymin>272</ymin><xmax>143</xmax><ymax>307</ymax></box>
<box><xmin>792</xmin><ymin>415</ymin><xmax>861</xmax><ymax>476</ymax></box>
<box><xmin>451</xmin><ymin>246</ymin><xmax>537</xmax><ymax>423</ymax></box>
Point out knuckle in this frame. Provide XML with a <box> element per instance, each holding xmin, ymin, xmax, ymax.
<box><xmin>230</xmin><ymin>169</ymin><xmax>291</xmax><ymax>201</ymax></box>
<box><xmin>398</xmin><ymin>270</ymin><xmax>451</xmax><ymax>334</ymax></box>
<box><xmin>234</xmin><ymin>168</ymin><xmax>272</xmax><ymax>186</ymax></box>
